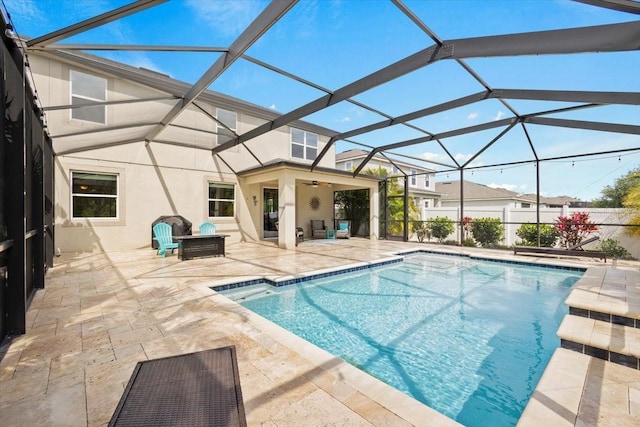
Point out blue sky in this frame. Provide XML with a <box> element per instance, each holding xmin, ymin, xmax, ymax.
<box><xmin>3</xmin><ymin>0</ymin><xmax>639</xmax><ymax>201</ymax></box>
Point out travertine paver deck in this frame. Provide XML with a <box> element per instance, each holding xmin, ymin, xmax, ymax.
<box><xmin>0</xmin><ymin>238</ymin><xmax>638</xmax><ymax>426</ymax></box>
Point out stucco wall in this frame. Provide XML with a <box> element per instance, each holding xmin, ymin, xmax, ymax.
<box><xmin>55</xmin><ymin>143</ymin><xmax>246</xmax><ymax>253</ymax></box>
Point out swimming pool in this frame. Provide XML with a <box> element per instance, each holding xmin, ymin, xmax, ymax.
<box><xmin>220</xmin><ymin>252</ymin><xmax>583</xmax><ymax>426</ymax></box>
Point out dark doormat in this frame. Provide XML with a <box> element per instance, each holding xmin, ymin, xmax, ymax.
<box><xmin>109</xmin><ymin>346</ymin><xmax>246</xmax><ymax>427</ymax></box>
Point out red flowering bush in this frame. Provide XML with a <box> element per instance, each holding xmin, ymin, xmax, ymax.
<box><xmin>461</xmin><ymin>216</ymin><xmax>473</xmax><ymax>240</ymax></box>
<box><xmin>554</xmin><ymin>212</ymin><xmax>599</xmax><ymax>248</ymax></box>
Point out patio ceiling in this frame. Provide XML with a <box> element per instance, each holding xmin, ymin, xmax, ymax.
<box><xmin>4</xmin><ymin>0</ymin><xmax>640</xmax><ymax>184</ymax></box>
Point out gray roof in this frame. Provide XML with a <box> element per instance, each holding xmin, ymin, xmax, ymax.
<box><xmin>436</xmin><ymin>180</ymin><xmax>534</xmax><ymax>202</ymax></box>
<box><xmin>520</xmin><ymin>194</ymin><xmax>581</xmax><ymax>206</ymax></box>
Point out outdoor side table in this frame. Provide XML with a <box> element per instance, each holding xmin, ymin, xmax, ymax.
<box><xmin>326</xmin><ymin>228</ymin><xmax>336</xmax><ymax>240</ymax></box>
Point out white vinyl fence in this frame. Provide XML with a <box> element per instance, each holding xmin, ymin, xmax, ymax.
<box><xmin>417</xmin><ymin>207</ymin><xmax>639</xmax><ymax>259</ymax></box>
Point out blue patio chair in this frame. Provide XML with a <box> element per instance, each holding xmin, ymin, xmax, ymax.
<box><xmin>153</xmin><ymin>223</ymin><xmax>180</xmax><ymax>257</ymax></box>
<box><xmin>199</xmin><ymin>222</ymin><xmax>216</xmax><ymax>235</ymax></box>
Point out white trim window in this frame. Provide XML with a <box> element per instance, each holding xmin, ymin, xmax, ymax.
<box><xmin>71</xmin><ymin>171</ymin><xmax>118</xmax><ymax>218</ymax></box>
<box><xmin>392</xmin><ymin>165</ymin><xmax>399</xmax><ymax>175</ymax></box>
<box><xmin>424</xmin><ymin>174</ymin><xmax>430</xmax><ymax>188</ymax></box>
<box><xmin>291</xmin><ymin>128</ymin><xmax>318</xmax><ymax>160</ymax></box>
<box><xmin>208</xmin><ymin>183</ymin><xmax>235</xmax><ymax>217</ymax></box>
<box><xmin>344</xmin><ymin>161</ymin><xmax>353</xmax><ymax>171</ymax></box>
<box><xmin>410</xmin><ymin>169</ymin><xmax>418</xmax><ymax>187</ymax></box>
<box><xmin>70</xmin><ymin>70</ymin><xmax>107</xmax><ymax>124</ymax></box>
<box><xmin>216</xmin><ymin>108</ymin><xmax>237</xmax><ymax>145</ymax></box>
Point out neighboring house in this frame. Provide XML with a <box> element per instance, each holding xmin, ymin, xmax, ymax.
<box><xmin>520</xmin><ymin>194</ymin><xmax>587</xmax><ymax>208</ymax></box>
<box><xmin>436</xmin><ymin>180</ymin><xmax>539</xmax><ymax>209</ymax></box>
<box><xmin>29</xmin><ymin>50</ymin><xmax>381</xmax><ymax>253</ymax></box>
<box><xmin>336</xmin><ymin>149</ymin><xmax>440</xmax><ymax>218</ymax></box>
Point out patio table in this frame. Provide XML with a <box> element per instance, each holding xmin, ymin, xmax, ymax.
<box><xmin>174</xmin><ymin>234</ymin><xmax>230</xmax><ymax>260</ymax></box>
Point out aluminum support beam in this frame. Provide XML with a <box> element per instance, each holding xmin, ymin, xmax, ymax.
<box><xmin>56</xmin><ymin>138</ymin><xmax>146</xmax><ymax>155</ymax></box>
<box><xmin>143</xmin><ymin>0</ymin><xmax>297</xmax><ymax>143</ymax></box>
<box><xmin>380</xmin><ymin>118</ymin><xmax>516</xmax><ymax>153</ymax></box>
<box><xmin>43</xmin><ymin>95</ymin><xmax>178</xmax><ymax>111</ymax></box>
<box><xmin>336</xmin><ymin>91</ymin><xmax>490</xmax><ymax>142</ymax></box>
<box><xmin>51</xmin><ymin>122</ymin><xmax>159</xmax><ymax>139</ymax></box>
<box><xmin>443</xmin><ymin>21</ymin><xmax>640</xmax><ymax>59</ymax></box>
<box><xmin>573</xmin><ymin>0</ymin><xmax>640</xmax><ymax>15</ymax></box>
<box><xmin>491</xmin><ymin>89</ymin><xmax>640</xmax><ymax>105</ymax></box>
<box><xmin>27</xmin><ymin>0</ymin><xmax>167</xmax><ymax>48</ymax></box>
<box><xmin>525</xmin><ymin>117</ymin><xmax>640</xmax><ymax>134</ymax></box>
<box><xmin>461</xmin><ymin>122</ymin><xmax>518</xmax><ymax>168</ymax></box>
<box><xmin>214</xmin><ymin>21</ymin><xmax>639</xmax><ymax>156</ymax></box>
<box><xmin>38</xmin><ymin>44</ymin><xmax>228</xmax><ymax>52</ymax></box>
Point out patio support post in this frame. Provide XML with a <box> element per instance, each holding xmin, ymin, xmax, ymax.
<box><xmin>459</xmin><ymin>169</ymin><xmax>465</xmax><ymax>245</ymax></box>
<box><xmin>404</xmin><ymin>175</ymin><xmax>409</xmax><ymax>241</ymax></box>
<box><xmin>277</xmin><ymin>173</ymin><xmax>296</xmax><ymax>250</ymax></box>
<box><xmin>536</xmin><ymin>160</ymin><xmax>541</xmax><ymax>247</ymax></box>
<box><xmin>370</xmin><ymin>184</ymin><xmax>380</xmax><ymax>240</ymax></box>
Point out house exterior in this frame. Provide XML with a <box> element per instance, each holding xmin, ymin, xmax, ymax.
<box><xmin>28</xmin><ymin>50</ymin><xmax>381</xmax><ymax>253</ymax></box>
<box><xmin>336</xmin><ymin>149</ymin><xmax>440</xmax><ymax>218</ymax></box>
<box><xmin>435</xmin><ymin>180</ymin><xmax>540</xmax><ymax>209</ymax></box>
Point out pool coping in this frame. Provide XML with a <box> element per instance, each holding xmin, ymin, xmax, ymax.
<box><xmin>204</xmin><ymin>248</ymin><xmax>593</xmax><ymax>426</ymax></box>
<box><xmin>211</xmin><ymin>248</ymin><xmax>586</xmax><ymax>293</ymax></box>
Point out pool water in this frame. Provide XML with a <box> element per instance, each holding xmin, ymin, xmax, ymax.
<box><xmin>220</xmin><ymin>253</ymin><xmax>582</xmax><ymax>426</ymax></box>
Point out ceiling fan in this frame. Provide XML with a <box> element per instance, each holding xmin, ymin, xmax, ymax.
<box><xmin>304</xmin><ymin>180</ymin><xmax>332</xmax><ymax>188</ymax></box>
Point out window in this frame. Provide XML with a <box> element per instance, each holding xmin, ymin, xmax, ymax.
<box><xmin>72</xmin><ymin>172</ymin><xmax>118</xmax><ymax>218</ymax></box>
<box><xmin>392</xmin><ymin>165</ymin><xmax>399</xmax><ymax>175</ymax></box>
<box><xmin>208</xmin><ymin>183</ymin><xmax>235</xmax><ymax>217</ymax></box>
<box><xmin>291</xmin><ymin>128</ymin><xmax>318</xmax><ymax>160</ymax></box>
<box><xmin>425</xmin><ymin>174</ymin><xmax>430</xmax><ymax>188</ymax></box>
<box><xmin>70</xmin><ymin>70</ymin><xmax>106</xmax><ymax>124</ymax></box>
<box><xmin>216</xmin><ymin>108</ymin><xmax>237</xmax><ymax>145</ymax></box>
<box><xmin>522</xmin><ymin>203</ymin><xmax>531</xmax><ymax>208</ymax></box>
<box><xmin>345</xmin><ymin>161</ymin><xmax>353</xmax><ymax>171</ymax></box>
<box><xmin>424</xmin><ymin>200</ymin><xmax>429</xmax><ymax>208</ymax></box>
<box><xmin>410</xmin><ymin>169</ymin><xmax>417</xmax><ymax>186</ymax></box>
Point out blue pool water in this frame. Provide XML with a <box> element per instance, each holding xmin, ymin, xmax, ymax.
<box><xmin>220</xmin><ymin>253</ymin><xmax>582</xmax><ymax>426</ymax></box>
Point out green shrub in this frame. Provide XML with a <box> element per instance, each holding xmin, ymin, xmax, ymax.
<box><xmin>599</xmin><ymin>238</ymin><xmax>633</xmax><ymax>260</ymax></box>
<box><xmin>427</xmin><ymin>217</ymin><xmax>455</xmax><ymax>243</ymax></box>
<box><xmin>462</xmin><ymin>238</ymin><xmax>476</xmax><ymax>247</ymax></box>
<box><xmin>470</xmin><ymin>217</ymin><xmax>504</xmax><ymax>247</ymax></box>
<box><xmin>412</xmin><ymin>221</ymin><xmax>431</xmax><ymax>243</ymax></box>
<box><xmin>515</xmin><ymin>223</ymin><xmax>559</xmax><ymax>247</ymax></box>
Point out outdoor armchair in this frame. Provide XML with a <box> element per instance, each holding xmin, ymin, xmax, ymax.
<box><xmin>336</xmin><ymin>220</ymin><xmax>350</xmax><ymax>239</ymax></box>
<box><xmin>310</xmin><ymin>220</ymin><xmax>326</xmax><ymax>239</ymax></box>
<box><xmin>152</xmin><ymin>223</ymin><xmax>180</xmax><ymax>257</ymax></box>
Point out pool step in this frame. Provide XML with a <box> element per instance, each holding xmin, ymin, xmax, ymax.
<box><xmin>557</xmin><ymin>314</ymin><xmax>640</xmax><ymax>369</ymax></box>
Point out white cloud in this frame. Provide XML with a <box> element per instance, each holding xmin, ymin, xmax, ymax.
<box><xmin>340</xmin><ymin>116</ymin><xmax>352</xmax><ymax>123</ymax></box>
<box><xmin>488</xmin><ymin>183</ymin><xmax>518</xmax><ymax>191</ymax></box>
<box><xmin>269</xmin><ymin>104</ymin><xmax>277</xmax><ymax>110</ymax></box>
<box><xmin>494</xmin><ymin>110</ymin><xmax>505</xmax><ymax>121</ymax></box>
<box><xmin>4</xmin><ymin>0</ymin><xmax>45</xmax><ymax>25</ymax></box>
<box><xmin>420</xmin><ymin>152</ymin><xmax>476</xmax><ymax>166</ymax></box>
<box><xmin>187</xmin><ymin>0</ymin><xmax>263</xmax><ymax>37</ymax></box>
<box><xmin>467</xmin><ymin>112</ymin><xmax>478</xmax><ymax>120</ymax></box>
<box><xmin>349</xmin><ymin>106</ymin><xmax>365</xmax><ymax>117</ymax></box>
